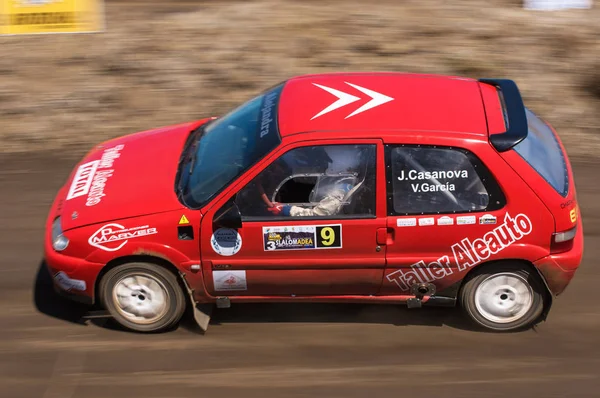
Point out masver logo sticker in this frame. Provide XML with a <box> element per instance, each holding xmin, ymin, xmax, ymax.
<box><xmin>88</xmin><ymin>223</ymin><xmax>158</xmax><ymax>252</ymax></box>
<box><xmin>386</xmin><ymin>213</ymin><xmax>533</xmax><ymax>291</ymax></box>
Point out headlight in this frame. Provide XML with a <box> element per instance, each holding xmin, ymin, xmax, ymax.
<box><xmin>51</xmin><ymin>217</ymin><xmax>69</xmax><ymax>251</ymax></box>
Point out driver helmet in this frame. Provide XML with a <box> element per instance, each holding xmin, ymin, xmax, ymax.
<box><xmin>310</xmin><ymin>145</ymin><xmax>367</xmax><ymax>202</ymax></box>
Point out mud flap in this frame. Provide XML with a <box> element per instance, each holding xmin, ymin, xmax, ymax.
<box><xmin>179</xmin><ymin>271</ymin><xmax>213</xmax><ymax>333</ymax></box>
<box><xmin>537</xmin><ymin>272</ymin><xmax>554</xmax><ymax>322</ymax></box>
<box><xmin>192</xmin><ymin>303</ymin><xmax>213</xmax><ymax>333</ymax></box>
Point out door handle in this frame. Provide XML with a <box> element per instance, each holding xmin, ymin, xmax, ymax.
<box><xmin>377</xmin><ymin>227</ymin><xmax>395</xmax><ymax>245</ymax></box>
<box><xmin>376</xmin><ymin>228</ymin><xmax>387</xmax><ymax>245</ymax></box>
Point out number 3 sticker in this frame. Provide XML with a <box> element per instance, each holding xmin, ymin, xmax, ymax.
<box><xmin>316</xmin><ymin>225</ymin><xmax>342</xmax><ymax>248</ymax></box>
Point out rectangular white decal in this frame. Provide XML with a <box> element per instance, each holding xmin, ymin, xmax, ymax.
<box><xmin>437</xmin><ymin>216</ymin><xmax>454</xmax><ymax>226</ymax></box>
<box><xmin>66</xmin><ymin>160</ymin><xmax>100</xmax><ymax>200</ymax></box>
<box><xmin>397</xmin><ymin>218</ymin><xmax>417</xmax><ymax>227</ymax></box>
<box><xmin>263</xmin><ymin>224</ymin><xmax>342</xmax><ymax>251</ymax></box>
<box><xmin>213</xmin><ymin>270</ymin><xmax>247</xmax><ymax>291</ymax></box>
<box><xmin>418</xmin><ymin>217</ymin><xmax>435</xmax><ymax>226</ymax></box>
<box><xmin>479</xmin><ymin>214</ymin><xmax>497</xmax><ymax>225</ymax></box>
<box><xmin>386</xmin><ymin>213</ymin><xmax>532</xmax><ymax>291</ymax></box>
<box><xmin>456</xmin><ymin>215</ymin><xmax>476</xmax><ymax>225</ymax></box>
<box><xmin>65</xmin><ymin>144</ymin><xmax>124</xmax><ymax>207</ymax></box>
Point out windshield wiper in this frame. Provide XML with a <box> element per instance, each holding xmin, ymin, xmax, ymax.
<box><xmin>186</xmin><ymin>122</ymin><xmax>211</xmax><ymax>174</ymax></box>
<box><xmin>188</xmin><ymin>144</ymin><xmax>198</xmax><ymax>174</ymax></box>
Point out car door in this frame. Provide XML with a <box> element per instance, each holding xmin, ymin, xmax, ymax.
<box><xmin>199</xmin><ymin>138</ymin><xmax>388</xmax><ymax>297</ymax></box>
<box><xmin>380</xmin><ymin>143</ymin><xmax>510</xmax><ymax>296</ymax></box>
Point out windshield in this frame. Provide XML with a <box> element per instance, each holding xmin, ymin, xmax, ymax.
<box><xmin>177</xmin><ymin>83</ymin><xmax>284</xmax><ymax>208</ymax></box>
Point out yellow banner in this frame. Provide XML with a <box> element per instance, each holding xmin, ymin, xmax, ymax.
<box><xmin>1</xmin><ymin>0</ymin><xmax>105</xmax><ymax>35</ymax></box>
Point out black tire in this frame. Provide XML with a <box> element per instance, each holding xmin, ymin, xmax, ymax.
<box><xmin>459</xmin><ymin>263</ymin><xmax>547</xmax><ymax>332</ymax></box>
<box><xmin>99</xmin><ymin>262</ymin><xmax>186</xmax><ymax>333</ymax></box>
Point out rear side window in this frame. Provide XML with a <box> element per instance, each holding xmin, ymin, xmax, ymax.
<box><xmin>386</xmin><ymin>145</ymin><xmax>505</xmax><ymax>215</ymax></box>
<box><xmin>513</xmin><ymin>108</ymin><xmax>568</xmax><ymax>197</ymax></box>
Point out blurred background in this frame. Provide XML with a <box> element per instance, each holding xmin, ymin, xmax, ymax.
<box><xmin>0</xmin><ymin>0</ymin><xmax>598</xmax><ymax>157</ymax></box>
<box><xmin>1</xmin><ymin>1</ymin><xmax>599</xmax><ymax>398</ymax></box>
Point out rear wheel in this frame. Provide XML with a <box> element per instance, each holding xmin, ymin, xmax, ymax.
<box><xmin>459</xmin><ymin>263</ymin><xmax>547</xmax><ymax>332</ymax></box>
<box><xmin>99</xmin><ymin>262</ymin><xmax>186</xmax><ymax>333</ymax></box>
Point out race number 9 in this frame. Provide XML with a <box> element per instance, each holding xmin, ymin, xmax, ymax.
<box><xmin>316</xmin><ymin>225</ymin><xmax>342</xmax><ymax>248</ymax></box>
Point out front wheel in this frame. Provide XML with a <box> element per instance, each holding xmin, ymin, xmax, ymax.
<box><xmin>459</xmin><ymin>263</ymin><xmax>547</xmax><ymax>332</ymax></box>
<box><xmin>99</xmin><ymin>262</ymin><xmax>186</xmax><ymax>333</ymax></box>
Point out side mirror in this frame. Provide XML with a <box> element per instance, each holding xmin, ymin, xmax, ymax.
<box><xmin>213</xmin><ymin>197</ymin><xmax>242</xmax><ymax>229</ymax></box>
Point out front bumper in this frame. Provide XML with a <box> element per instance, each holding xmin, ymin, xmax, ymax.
<box><xmin>44</xmin><ymin>191</ymin><xmax>104</xmax><ymax>306</ymax></box>
<box><xmin>44</xmin><ymin>250</ymin><xmax>104</xmax><ymax>306</ymax></box>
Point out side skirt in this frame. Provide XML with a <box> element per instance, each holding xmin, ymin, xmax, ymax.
<box><xmin>217</xmin><ymin>294</ymin><xmax>457</xmax><ymax>307</ymax></box>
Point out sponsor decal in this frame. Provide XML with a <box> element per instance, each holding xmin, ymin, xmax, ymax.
<box><xmin>85</xmin><ymin>145</ymin><xmax>123</xmax><ymax>207</ymax></box>
<box><xmin>456</xmin><ymin>215</ymin><xmax>476</xmax><ymax>225</ymax></box>
<box><xmin>263</xmin><ymin>224</ymin><xmax>342</xmax><ymax>251</ymax></box>
<box><xmin>66</xmin><ymin>160</ymin><xmax>99</xmax><ymax>200</ymax></box>
<box><xmin>1</xmin><ymin>0</ymin><xmax>105</xmax><ymax>36</ymax></box>
<box><xmin>178</xmin><ymin>214</ymin><xmax>190</xmax><ymax>225</ymax></box>
<box><xmin>88</xmin><ymin>223</ymin><xmax>157</xmax><ymax>252</ymax></box>
<box><xmin>479</xmin><ymin>214</ymin><xmax>497</xmax><ymax>225</ymax></box>
<box><xmin>65</xmin><ymin>144</ymin><xmax>124</xmax><ymax>207</ymax></box>
<box><xmin>213</xmin><ymin>270</ymin><xmax>247</xmax><ymax>291</ymax></box>
<box><xmin>386</xmin><ymin>213</ymin><xmax>533</xmax><ymax>291</ymax></box>
<box><xmin>53</xmin><ymin>271</ymin><xmax>86</xmax><ymax>291</ymax></box>
<box><xmin>311</xmin><ymin>82</ymin><xmax>394</xmax><ymax>120</ymax></box>
<box><xmin>259</xmin><ymin>90</ymin><xmax>278</xmax><ymax>138</ymax></box>
<box><xmin>211</xmin><ymin>228</ymin><xmax>242</xmax><ymax>256</ymax></box>
<box><xmin>397</xmin><ymin>218</ymin><xmax>417</xmax><ymax>227</ymax></box>
<box><xmin>418</xmin><ymin>217</ymin><xmax>435</xmax><ymax>227</ymax></box>
<box><xmin>437</xmin><ymin>216</ymin><xmax>454</xmax><ymax>226</ymax></box>
<box><xmin>560</xmin><ymin>199</ymin><xmax>574</xmax><ymax>209</ymax></box>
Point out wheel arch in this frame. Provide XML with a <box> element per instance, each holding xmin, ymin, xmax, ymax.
<box><xmin>454</xmin><ymin>258</ymin><xmax>554</xmax><ymax>320</ymax></box>
<box><xmin>94</xmin><ymin>254</ymin><xmax>193</xmax><ymax>308</ymax></box>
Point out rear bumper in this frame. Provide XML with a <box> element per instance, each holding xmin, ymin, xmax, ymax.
<box><xmin>535</xmin><ymin>219</ymin><xmax>583</xmax><ymax>296</ymax></box>
<box><xmin>535</xmin><ymin>258</ymin><xmax>577</xmax><ymax>296</ymax></box>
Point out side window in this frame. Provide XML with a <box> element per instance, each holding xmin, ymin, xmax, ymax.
<box><xmin>386</xmin><ymin>145</ymin><xmax>505</xmax><ymax>215</ymax></box>
<box><xmin>236</xmin><ymin>144</ymin><xmax>377</xmax><ymax>219</ymax></box>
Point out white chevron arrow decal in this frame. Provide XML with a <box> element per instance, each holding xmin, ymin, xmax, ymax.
<box><xmin>310</xmin><ymin>83</ymin><xmax>360</xmax><ymax>120</ymax></box>
<box><xmin>343</xmin><ymin>82</ymin><xmax>394</xmax><ymax>119</ymax></box>
<box><xmin>311</xmin><ymin>82</ymin><xmax>394</xmax><ymax>120</ymax></box>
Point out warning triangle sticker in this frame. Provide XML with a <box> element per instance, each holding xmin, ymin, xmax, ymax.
<box><xmin>179</xmin><ymin>215</ymin><xmax>190</xmax><ymax>225</ymax></box>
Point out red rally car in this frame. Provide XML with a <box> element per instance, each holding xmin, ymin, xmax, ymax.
<box><xmin>45</xmin><ymin>72</ymin><xmax>583</xmax><ymax>333</ymax></box>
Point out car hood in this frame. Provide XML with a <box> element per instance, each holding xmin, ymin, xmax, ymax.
<box><xmin>59</xmin><ymin>120</ymin><xmax>209</xmax><ymax>231</ymax></box>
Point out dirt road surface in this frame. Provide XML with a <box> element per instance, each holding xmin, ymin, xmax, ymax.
<box><xmin>0</xmin><ymin>153</ymin><xmax>598</xmax><ymax>398</ymax></box>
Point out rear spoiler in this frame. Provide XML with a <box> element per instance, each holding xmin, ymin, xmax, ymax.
<box><xmin>479</xmin><ymin>78</ymin><xmax>528</xmax><ymax>152</ymax></box>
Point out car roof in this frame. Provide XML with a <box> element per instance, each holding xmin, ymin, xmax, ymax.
<box><xmin>277</xmin><ymin>72</ymin><xmax>490</xmax><ymax>139</ymax></box>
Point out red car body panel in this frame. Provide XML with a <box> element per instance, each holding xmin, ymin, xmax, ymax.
<box><xmin>278</xmin><ymin>73</ymin><xmax>489</xmax><ymax>138</ymax></box>
<box><xmin>59</xmin><ymin>121</ymin><xmax>207</xmax><ymax>231</ymax></box>
<box><xmin>44</xmin><ymin>72</ymin><xmax>583</xmax><ymax>310</ymax></box>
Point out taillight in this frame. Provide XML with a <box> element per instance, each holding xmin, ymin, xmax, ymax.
<box><xmin>551</xmin><ymin>225</ymin><xmax>577</xmax><ymax>254</ymax></box>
